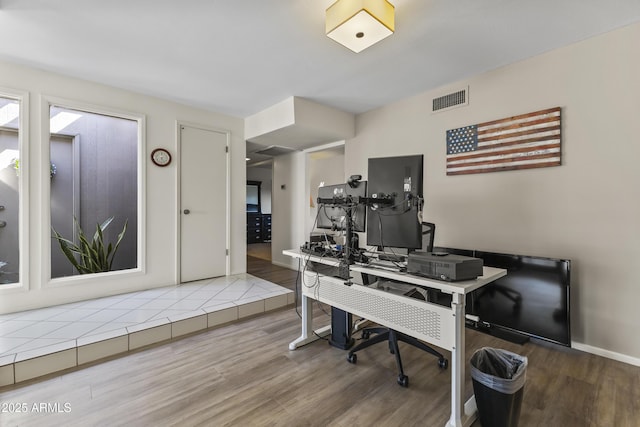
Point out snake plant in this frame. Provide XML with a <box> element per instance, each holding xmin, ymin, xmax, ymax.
<box><xmin>52</xmin><ymin>216</ymin><xmax>128</xmax><ymax>274</ymax></box>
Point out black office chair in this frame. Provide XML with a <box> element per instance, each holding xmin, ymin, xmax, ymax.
<box><xmin>346</xmin><ymin>222</ymin><xmax>448</xmax><ymax>387</ymax></box>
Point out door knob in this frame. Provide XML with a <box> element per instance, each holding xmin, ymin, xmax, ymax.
<box><xmin>0</xmin><ymin>220</ymin><xmax>6</xmax><ymax>228</ymax></box>
<box><xmin>183</xmin><ymin>209</ymin><xmax>190</xmax><ymax>215</ymax></box>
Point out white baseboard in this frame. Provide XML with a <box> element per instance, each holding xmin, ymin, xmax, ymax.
<box><xmin>571</xmin><ymin>341</ymin><xmax>640</xmax><ymax>367</ymax></box>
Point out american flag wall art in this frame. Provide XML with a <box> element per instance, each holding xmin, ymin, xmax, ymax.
<box><xmin>445</xmin><ymin>107</ymin><xmax>561</xmax><ymax>176</ymax></box>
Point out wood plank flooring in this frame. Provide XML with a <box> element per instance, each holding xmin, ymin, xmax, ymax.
<box><xmin>0</xmin><ymin>255</ymin><xmax>638</xmax><ymax>426</ymax></box>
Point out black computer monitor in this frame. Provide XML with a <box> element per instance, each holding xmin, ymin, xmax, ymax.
<box><xmin>366</xmin><ymin>155</ymin><xmax>424</xmax><ymax>250</ymax></box>
<box><xmin>316</xmin><ymin>182</ymin><xmax>367</xmax><ymax>232</ymax></box>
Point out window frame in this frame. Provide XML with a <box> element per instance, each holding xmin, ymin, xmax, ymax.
<box><xmin>42</xmin><ymin>96</ymin><xmax>146</xmax><ymax>287</ymax></box>
<box><xmin>0</xmin><ymin>87</ymin><xmax>29</xmax><ymax>294</ymax></box>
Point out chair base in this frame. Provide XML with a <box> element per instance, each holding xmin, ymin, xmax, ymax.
<box><xmin>347</xmin><ymin>326</ymin><xmax>448</xmax><ymax>387</ymax></box>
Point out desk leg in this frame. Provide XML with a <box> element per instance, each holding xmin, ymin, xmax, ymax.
<box><xmin>446</xmin><ymin>293</ymin><xmax>477</xmax><ymax>427</ymax></box>
<box><xmin>288</xmin><ymin>294</ymin><xmax>331</xmax><ymax>350</ymax></box>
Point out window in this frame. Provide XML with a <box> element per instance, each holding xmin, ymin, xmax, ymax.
<box><xmin>49</xmin><ymin>104</ymin><xmax>141</xmax><ymax>278</ymax></box>
<box><xmin>0</xmin><ymin>95</ymin><xmax>22</xmax><ymax>286</ymax></box>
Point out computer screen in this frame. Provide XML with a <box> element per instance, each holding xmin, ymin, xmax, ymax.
<box><xmin>316</xmin><ymin>182</ymin><xmax>367</xmax><ymax>232</ymax></box>
<box><xmin>366</xmin><ymin>155</ymin><xmax>424</xmax><ymax>250</ymax></box>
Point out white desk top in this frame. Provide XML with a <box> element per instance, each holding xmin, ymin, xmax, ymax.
<box><xmin>283</xmin><ymin>248</ymin><xmax>506</xmax><ymax>295</ymax></box>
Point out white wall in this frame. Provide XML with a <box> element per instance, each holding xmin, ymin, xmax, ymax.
<box><xmin>0</xmin><ymin>60</ymin><xmax>246</xmax><ymax>313</ymax></box>
<box><xmin>271</xmin><ymin>152</ymin><xmax>306</xmax><ymax>269</ymax></box>
<box><xmin>347</xmin><ymin>22</ymin><xmax>640</xmax><ymax>363</ymax></box>
<box><xmin>308</xmin><ymin>149</ymin><xmax>345</xmax><ymax>236</ymax></box>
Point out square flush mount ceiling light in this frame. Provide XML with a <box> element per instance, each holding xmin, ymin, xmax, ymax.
<box><xmin>326</xmin><ymin>0</ymin><xmax>395</xmax><ymax>53</ymax></box>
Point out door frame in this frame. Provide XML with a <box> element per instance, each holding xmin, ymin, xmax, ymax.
<box><xmin>176</xmin><ymin>120</ymin><xmax>231</xmax><ymax>283</ymax></box>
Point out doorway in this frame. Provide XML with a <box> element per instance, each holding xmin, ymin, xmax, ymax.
<box><xmin>246</xmin><ymin>163</ymin><xmax>273</xmax><ymax>262</ymax></box>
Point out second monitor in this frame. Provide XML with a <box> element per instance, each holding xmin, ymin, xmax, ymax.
<box><xmin>366</xmin><ymin>154</ymin><xmax>424</xmax><ymax>250</ymax></box>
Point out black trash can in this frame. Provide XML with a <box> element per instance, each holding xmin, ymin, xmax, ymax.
<box><xmin>470</xmin><ymin>347</ymin><xmax>528</xmax><ymax>427</ymax></box>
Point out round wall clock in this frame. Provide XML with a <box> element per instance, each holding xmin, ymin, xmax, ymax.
<box><xmin>151</xmin><ymin>148</ymin><xmax>172</xmax><ymax>167</ymax></box>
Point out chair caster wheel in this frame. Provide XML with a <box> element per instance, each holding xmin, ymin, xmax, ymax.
<box><xmin>439</xmin><ymin>358</ymin><xmax>448</xmax><ymax>369</ymax></box>
<box><xmin>397</xmin><ymin>374</ymin><xmax>409</xmax><ymax>388</ymax></box>
<box><xmin>362</xmin><ymin>331</ymin><xmax>370</xmax><ymax>340</ymax></box>
<box><xmin>347</xmin><ymin>353</ymin><xmax>357</xmax><ymax>364</ymax></box>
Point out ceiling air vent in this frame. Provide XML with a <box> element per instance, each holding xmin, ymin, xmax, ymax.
<box><xmin>253</xmin><ymin>145</ymin><xmax>297</xmax><ymax>157</ymax></box>
<box><xmin>432</xmin><ymin>87</ymin><xmax>469</xmax><ymax>113</ymax></box>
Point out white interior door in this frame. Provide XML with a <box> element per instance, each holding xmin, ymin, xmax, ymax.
<box><xmin>180</xmin><ymin>124</ymin><xmax>228</xmax><ymax>282</ymax></box>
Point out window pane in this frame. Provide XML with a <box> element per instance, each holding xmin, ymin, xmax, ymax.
<box><xmin>0</xmin><ymin>97</ymin><xmax>20</xmax><ymax>285</ymax></box>
<box><xmin>50</xmin><ymin>106</ymin><xmax>138</xmax><ymax>278</ymax></box>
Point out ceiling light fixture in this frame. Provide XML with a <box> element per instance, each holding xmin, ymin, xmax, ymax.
<box><xmin>326</xmin><ymin>0</ymin><xmax>395</xmax><ymax>53</ymax></box>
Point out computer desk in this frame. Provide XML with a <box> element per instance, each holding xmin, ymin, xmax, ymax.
<box><xmin>283</xmin><ymin>248</ymin><xmax>506</xmax><ymax>427</ymax></box>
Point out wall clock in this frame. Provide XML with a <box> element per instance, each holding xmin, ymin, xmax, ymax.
<box><xmin>151</xmin><ymin>148</ymin><xmax>172</xmax><ymax>167</ymax></box>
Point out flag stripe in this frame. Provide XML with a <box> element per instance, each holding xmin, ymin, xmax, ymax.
<box><xmin>447</xmin><ymin>142</ymin><xmax>561</xmax><ymax>164</ymax></box>
<box><xmin>476</xmin><ymin>107</ymin><xmax>560</xmax><ymax>129</ymax></box>
<box><xmin>477</xmin><ymin>113</ymin><xmax>560</xmax><ymax>135</ymax></box>
<box><xmin>447</xmin><ymin>159</ymin><xmax>561</xmax><ymax>176</ymax></box>
<box><xmin>446</xmin><ymin>107</ymin><xmax>562</xmax><ymax>175</ymax></box>
<box><xmin>448</xmin><ymin>150</ymin><xmax>560</xmax><ymax>168</ymax></box>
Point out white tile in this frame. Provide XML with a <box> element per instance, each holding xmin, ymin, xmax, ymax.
<box><xmin>127</xmin><ymin>288</ymin><xmax>172</xmax><ymax>299</ymax></box>
<box><xmin>12</xmin><ymin>307</ymin><xmax>70</xmax><ymax>321</ymax></box>
<box><xmin>126</xmin><ymin>318</ymin><xmax>171</xmax><ymax>334</ymax></box>
<box><xmin>0</xmin><ymin>353</ymin><xmax>16</xmax><ymax>366</ymax></box>
<box><xmin>138</xmin><ymin>299</ymin><xmax>180</xmax><ymax>310</ymax></box>
<box><xmin>78</xmin><ymin>295</ymin><xmax>129</xmax><ymax>307</ymax></box>
<box><xmin>243</xmin><ymin>287</ymin><xmax>276</xmax><ymax>298</ymax></box>
<box><xmin>42</xmin><ymin>322</ymin><xmax>104</xmax><ymax>339</ymax></box>
<box><xmin>82</xmin><ymin>323</ymin><xmax>135</xmax><ymax>337</ymax></box>
<box><xmin>225</xmin><ymin>282</ymin><xmax>255</xmax><ymax>291</ymax></box>
<box><xmin>9</xmin><ymin>338</ymin><xmax>75</xmax><ymax>357</ymax></box>
<box><xmin>0</xmin><ymin>320</ymin><xmax>41</xmax><ymax>335</ymax></box>
<box><xmin>202</xmin><ymin>301</ymin><xmax>236</xmax><ymax>312</ymax></box>
<box><xmin>6</xmin><ymin>321</ymin><xmax>70</xmax><ymax>338</ymax></box>
<box><xmin>14</xmin><ymin>340</ymin><xmax>76</xmax><ymax>363</ymax></box>
<box><xmin>168</xmin><ymin>299</ymin><xmax>205</xmax><ymax>311</ymax></box>
<box><xmin>215</xmin><ymin>290</ymin><xmax>247</xmax><ymax>300</ymax></box>
<box><xmin>167</xmin><ymin>310</ymin><xmax>206</xmax><ymax>322</ymax></box>
<box><xmin>14</xmin><ymin>348</ymin><xmax>76</xmax><ymax>382</ymax></box>
<box><xmin>114</xmin><ymin>310</ymin><xmax>162</xmax><ymax>323</ymax></box>
<box><xmin>236</xmin><ymin>295</ymin><xmax>267</xmax><ymax>305</ymax></box>
<box><xmin>148</xmin><ymin>310</ymin><xmax>178</xmax><ymax>321</ymax></box>
<box><xmin>0</xmin><ymin>337</ymin><xmax>33</xmax><ymax>355</ymax></box>
<box><xmin>161</xmin><ymin>288</ymin><xmax>198</xmax><ymax>299</ymax></box>
<box><xmin>107</xmin><ymin>299</ymin><xmax>151</xmax><ymax>310</ymax></box>
<box><xmin>199</xmin><ymin>282</ymin><xmax>231</xmax><ymax>291</ymax></box>
<box><xmin>77</xmin><ymin>328</ymin><xmax>129</xmax><ymax>346</ymax></box>
<box><xmin>80</xmin><ymin>309</ymin><xmax>132</xmax><ymax>323</ymax></box>
<box><xmin>46</xmin><ymin>308</ymin><xmax>101</xmax><ymax>322</ymax></box>
<box><xmin>183</xmin><ymin>289</ymin><xmax>222</xmax><ymax>300</ymax></box>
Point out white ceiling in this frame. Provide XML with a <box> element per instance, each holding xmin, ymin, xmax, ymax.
<box><xmin>1</xmin><ymin>0</ymin><xmax>639</xmax><ymax>119</ymax></box>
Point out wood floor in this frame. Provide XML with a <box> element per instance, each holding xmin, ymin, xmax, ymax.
<box><xmin>0</xmin><ymin>255</ymin><xmax>638</xmax><ymax>426</ymax></box>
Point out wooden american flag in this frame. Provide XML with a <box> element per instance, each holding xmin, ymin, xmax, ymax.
<box><xmin>446</xmin><ymin>107</ymin><xmax>561</xmax><ymax>176</ymax></box>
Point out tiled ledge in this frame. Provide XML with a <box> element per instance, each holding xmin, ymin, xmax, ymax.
<box><xmin>0</xmin><ymin>292</ymin><xmax>294</xmax><ymax>387</ymax></box>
